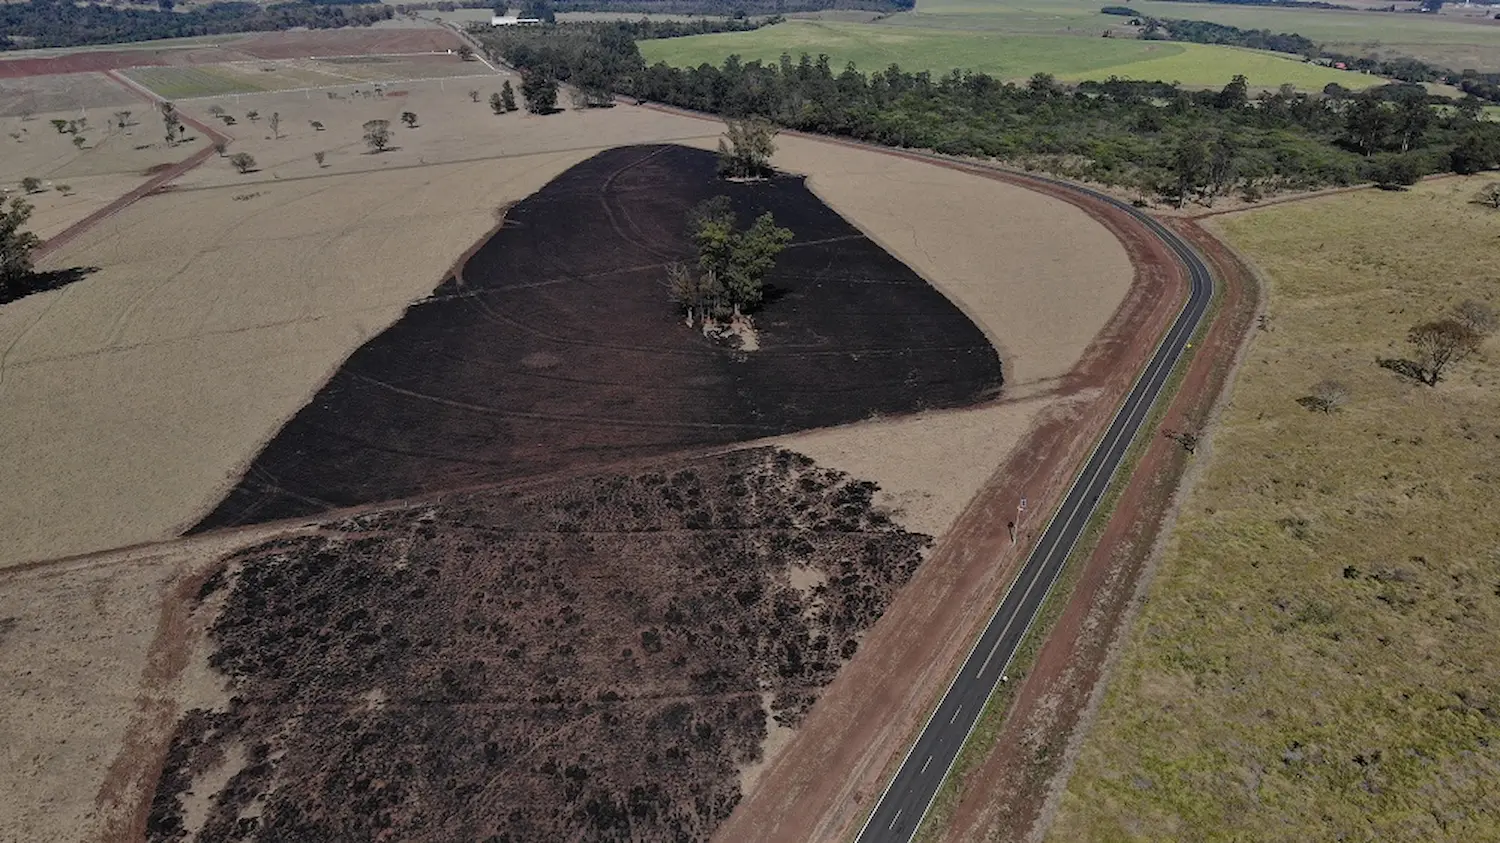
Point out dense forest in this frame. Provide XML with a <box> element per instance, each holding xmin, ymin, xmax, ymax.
<box><xmin>0</xmin><ymin>0</ymin><xmax>393</xmax><ymax>50</ymax></box>
<box><xmin>550</xmin><ymin>0</ymin><xmax>910</xmax><ymax>12</ymax></box>
<box><xmin>476</xmin><ymin>23</ymin><xmax>1500</xmax><ymax>205</ymax></box>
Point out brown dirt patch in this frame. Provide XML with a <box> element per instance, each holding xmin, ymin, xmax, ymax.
<box><xmin>933</xmin><ymin>219</ymin><xmax>1261</xmax><ymax>843</ymax></box>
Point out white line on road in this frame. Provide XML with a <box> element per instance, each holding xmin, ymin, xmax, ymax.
<box><xmin>949</xmin><ymin>706</ymin><xmax>962</xmax><ymax>724</ymax></box>
<box><xmin>920</xmin><ymin>756</ymin><xmax>932</xmax><ymax>773</ymax></box>
<box><xmin>889</xmin><ymin>810</ymin><xmax>903</xmax><ymax>830</ymax></box>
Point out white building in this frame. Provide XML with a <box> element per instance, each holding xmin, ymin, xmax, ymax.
<box><xmin>490</xmin><ymin>14</ymin><xmax>541</xmax><ymax>25</ymax></box>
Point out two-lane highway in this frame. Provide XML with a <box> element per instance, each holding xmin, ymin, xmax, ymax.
<box><xmin>853</xmin><ymin>178</ymin><xmax>1216</xmax><ymax>843</ymax></box>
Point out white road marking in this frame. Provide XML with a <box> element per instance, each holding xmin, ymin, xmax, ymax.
<box><xmin>920</xmin><ymin>756</ymin><xmax>932</xmax><ymax>774</ymax></box>
<box><xmin>889</xmin><ymin>809</ymin><xmax>903</xmax><ymax>830</ymax></box>
<box><xmin>949</xmin><ymin>705</ymin><xmax>962</xmax><ymax>724</ymax></box>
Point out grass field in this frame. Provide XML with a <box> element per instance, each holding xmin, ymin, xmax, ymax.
<box><xmin>1049</xmin><ymin>176</ymin><xmax>1500</xmax><ymax>841</ymax></box>
<box><xmin>639</xmin><ymin>20</ymin><xmax>1381</xmax><ymax>89</ymax></box>
<box><xmin>902</xmin><ymin>0</ymin><xmax>1500</xmax><ymax>72</ymax></box>
<box><xmin>122</xmin><ymin>56</ymin><xmax>491</xmax><ymax>99</ymax></box>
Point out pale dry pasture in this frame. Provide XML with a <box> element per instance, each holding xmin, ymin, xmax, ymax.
<box><xmin>1052</xmin><ymin>177</ymin><xmax>1500</xmax><ymax>842</ymax></box>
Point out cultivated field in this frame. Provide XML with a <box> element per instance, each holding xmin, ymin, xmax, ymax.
<box><xmin>1051</xmin><ymin>177</ymin><xmax>1500</xmax><ymax>840</ymax></box>
<box><xmin>638</xmin><ymin>20</ymin><xmax>1381</xmax><ymax>90</ymax></box>
<box><xmin>906</xmin><ymin>0</ymin><xmax>1500</xmax><ymax>72</ymax></box>
<box><xmin>0</xmin><ymin>72</ymin><xmax>135</xmax><ymax>117</ymax></box>
<box><xmin>122</xmin><ymin>55</ymin><xmax>489</xmax><ymax>100</ymax></box>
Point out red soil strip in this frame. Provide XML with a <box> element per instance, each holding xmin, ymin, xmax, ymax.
<box><xmin>628</xmin><ymin>118</ymin><xmax>1193</xmax><ymax>842</ymax></box>
<box><xmin>0</xmin><ymin>30</ymin><xmax>464</xmax><ymax>78</ymax></box>
<box><xmin>935</xmin><ymin>219</ymin><xmax>1261</xmax><ymax>843</ymax></box>
<box><xmin>34</xmin><ymin>71</ymin><xmax>228</xmax><ymax>261</ymax></box>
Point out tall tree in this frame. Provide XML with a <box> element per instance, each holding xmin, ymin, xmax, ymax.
<box><xmin>521</xmin><ymin>72</ymin><xmax>557</xmax><ymax>114</ymax></box>
<box><xmin>363</xmin><ymin>119</ymin><xmax>392</xmax><ymax>153</ymax></box>
<box><xmin>1170</xmin><ymin>134</ymin><xmax>1209</xmax><ymax>208</ymax></box>
<box><xmin>1407</xmin><ymin>319</ymin><xmax>1482</xmax><ymax>385</ymax></box>
<box><xmin>717</xmin><ymin>118</ymin><xmax>777</xmax><ymax>179</ymax></box>
<box><xmin>686</xmin><ymin>196</ymin><xmax>792</xmax><ymax>319</ymax></box>
<box><xmin>1</xmin><ymin>198</ymin><xmax>42</xmax><ymax>295</ymax></box>
<box><xmin>501</xmin><ymin>80</ymin><xmax>518</xmax><ymax>112</ymax></box>
<box><xmin>1344</xmin><ymin>96</ymin><xmax>1391</xmax><ymax>155</ymax></box>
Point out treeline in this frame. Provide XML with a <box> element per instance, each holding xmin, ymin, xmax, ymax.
<box><xmin>0</xmin><ymin>0</ymin><xmax>393</xmax><ymax>51</ymax></box>
<box><xmin>551</xmin><ymin>0</ymin><xmax>911</xmax><ymax>12</ymax></box>
<box><xmin>481</xmin><ymin>24</ymin><xmax>1500</xmax><ymax>204</ymax></box>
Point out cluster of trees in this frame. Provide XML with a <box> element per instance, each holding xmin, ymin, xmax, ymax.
<box><xmin>1</xmin><ymin>199</ymin><xmax>42</xmax><ymax>298</ymax></box>
<box><xmin>1</xmin><ymin>0</ymin><xmax>395</xmax><ymax>51</ymax></box>
<box><xmin>485</xmin><ymin>81</ymin><xmax>521</xmax><ymax>112</ymax></box>
<box><xmin>486</xmin><ymin>24</ymin><xmax>1500</xmax><ymax>201</ymax></box>
<box><xmin>669</xmin><ymin>194</ymin><xmax>792</xmax><ymax>327</ymax></box>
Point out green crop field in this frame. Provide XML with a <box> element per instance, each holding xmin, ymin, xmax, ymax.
<box><xmin>900</xmin><ymin>0</ymin><xmax>1500</xmax><ymax>72</ymax></box>
<box><xmin>639</xmin><ymin>20</ymin><xmax>1381</xmax><ymax>90</ymax></box>
<box><xmin>123</xmin><ymin>65</ymin><xmax>270</xmax><ymax>99</ymax></box>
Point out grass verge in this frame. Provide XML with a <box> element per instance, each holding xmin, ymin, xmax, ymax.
<box><xmin>903</xmin><ymin>249</ymin><xmax>1222</xmax><ymax>842</ymax></box>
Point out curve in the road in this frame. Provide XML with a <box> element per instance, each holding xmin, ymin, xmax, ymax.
<box><xmin>853</xmin><ymin>179</ymin><xmax>1215</xmax><ymax>843</ymax></box>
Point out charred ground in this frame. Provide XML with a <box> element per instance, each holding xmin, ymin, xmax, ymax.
<box><xmin>148</xmin><ymin>447</ymin><xmax>928</xmax><ymax>842</ymax></box>
<box><xmin>194</xmin><ymin>143</ymin><xmax>1003</xmax><ymax>531</ymax></box>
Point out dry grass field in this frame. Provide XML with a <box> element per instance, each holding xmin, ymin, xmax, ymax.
<box><xmin>1050</xmin><ymin>176</ymin><xmax>1500</xmax><ymax>841</ymax></box>
<box><xmin>0</xmin><ymin>67</ymin><xmax>1138</xmax><ymax>840</ymax></box>
<box><xmin>1</xmin><ymin>97</ymin><xmax>209</xmax><ymax>240</ymax></box>
<box><xmin>122</xmin><ymin>55</ymin><xmax>489</xmax><ymax>100</ymax></box>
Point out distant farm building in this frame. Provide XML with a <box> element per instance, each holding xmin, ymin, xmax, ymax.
<box><xmin>490</xmin><ymin>14</ymin><xmax>542</xmax><ymax>25</ymax></box>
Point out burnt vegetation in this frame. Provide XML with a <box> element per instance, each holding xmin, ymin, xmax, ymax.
<box><xmin>149</xmin><ymin>448</ymin><xmax>929</xmax><ymax>842</ymax></box>
<box><xmin>195</xmin><ymin>144</ymin><xmax>1001</xmax><ymax>530</ymax></box>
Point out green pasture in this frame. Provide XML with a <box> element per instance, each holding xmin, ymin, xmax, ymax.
<box><xmin>638</xmin><ymin>20</ymin><xmax>1381</xmax><ymax>90</ymax></box>
<box><xmin>123</xmin><ymin>65</ymin><xmax>268</xmax><ymax>99</ymax></box>
<box><xmin>901</xmin><ymin>0</ymin><xmax>1500</xmax><ymax>71</ymax></box>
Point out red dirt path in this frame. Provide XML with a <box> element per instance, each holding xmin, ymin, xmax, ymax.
<box><xmin>935</xmin><ymin>219</ymin><xmax>1261</xmax><ymax>843</ymax></box>
<box><xmin>35</xmin><ymin>71</ymin><xmax>228</xmax><ymax>260</ymax></box>
<box><xmin>665</xmin><ymin>122</ymin><xmax>1197</xmax><ymax>843</ymax></box>
<box><xmin>0</xmin><ymin>29</ymin><xmax>462</xmax><ymax>78</ymax></box>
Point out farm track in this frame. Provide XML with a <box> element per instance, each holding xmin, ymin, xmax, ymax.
<box><xmin>33</xmin><ymin>70</ymin><xmax>228</xmax><ymax>260</ymax></box>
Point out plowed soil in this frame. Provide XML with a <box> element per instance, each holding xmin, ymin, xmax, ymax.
<box><xmin>146</xmin><ymin>448</ymin><xmax>930</xmax><ymax>843</ymax></box>
<box><xmin>193</xmin><ymin>144</ymin><xmax>1004</xmax><ymax>531</ymax></box>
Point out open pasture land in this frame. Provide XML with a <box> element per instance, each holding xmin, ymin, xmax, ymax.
<box><xmin>0</xmin><ymin>72</ymin><xmax>135</xmax><ymax>117</ymax></box>
<box><xmin>905</xmin><ymin>0</ymin><xmax>1500</xmax><ymax>72</ymax></box>
<box><xmin>122</xmin><ymin>54</ymin><xmax>487</xmax><ymax>100</ymax></box>
<box><xmin>637</xmin><ymin>20</ymin><xmax>1380</xmax><ymax>90</ymax></box>
<box><xmin>1051</xmin><ymin>177</ymin><xmax>1500</xmax><ymax>841</ymax></box>
<box><xmin>193</xmin><ymin>143</ymin><xmax>1004</xmax><ymax>530</ymax></box>
<box><xmin>1</xmin><ymin>93</ymin><xmax>209</xmax><ymax>240</ymax></box>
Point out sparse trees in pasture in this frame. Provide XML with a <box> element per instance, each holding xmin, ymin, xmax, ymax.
<box><xmin>246</xmin><ymin>110</ymin><xmax>260</xmax><ymax>123</ymax></box>
<box><xmin>1406</xmin><ymin>319</ymin><xmax>1483</xmax><ymax>385</ymax></box>
<box><xmin>489</xmin><ymin>92</ymin><xmax>505</xmax><ymax>114</ymax></box>
<box><xmin>469</xmin><ymin>89</ymin><xmax>481</xmax><ymax>103</ymax></box>
<box><xmin>113</xmin><ymin>110</ymin><xmax>131</xmax><ymax>129</ymax></box>
<box><xmin>1475</xmin><ymin>183</ymin><xmax>1500</xmax><ymax>210</ymax></box>
<box><xmin>457</xmin><ymin>44</ymin><xmax>475</xmax><ymax>61</ymax></box>
<box><xmin>401</xmin><ymin>111</ymin><xmax>418</xmax><ymax>128</ymax></box>
<box><xmin>501</xmin><ymin>80</ymin><xmax>518</xmax><ymax>112</ymax></box>
<box><xmin>229</xmin><ymin>152</ymin><xmax>257</xmax><ymax>174</ymax></box>
<box><xmin>20</xmin><ymin>177</ymin><xmax>41</xmax><ymax>194</ymax></box>
<box><xmin>315</xmin><ymin>150</ymin><xmax>326</xmax><ymax>167</ymax></box>
<box><xmin>310</xmin><ymin>120</ymin><xmax>324</xmax><ymax>131</ymax></box>
<box><xmin>72</xmin><ymin>136</ymin><xmax>85</xmax><ymax>150</ymax></box>
<box><xmin>213</xmin><ymin>140</ymin><xmax>227</xmax><ymax>156</ymax></box>
<box><xmin>269</xmin><ymin>112</ymin><xmax>281</xmax><ymax>139</ymax></box>
<box><xmin>362</xmin><ymin>119</ymin><xmax>392</xmax><ymax>153</ymax></box>
<box><xmin>1304</xmin><ymin>379</ymin><xmax>1349</xmax><ymax>413</ymax></box>
<box><xmin>50</xmin><ymin>119</ymin><xmax>67</xmax><ymax>134</ymax></box>
<box><xmin>160</xmin><ymin>101</ymin><xmax>181</xmax><ymax>145</ymax></box>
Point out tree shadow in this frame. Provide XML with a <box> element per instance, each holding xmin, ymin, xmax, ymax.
<box><xmin>1</xmin><ymin>266</ymin><xmax>100</xmax><ymax>306</ymax></box>
<box><xmin>1294</xmin><ymin>395</ymin><xmax>1325</xmax><ymax>412</ymax></box>
<box><xmin>1377</xmin><ymin>357</ymin><xmax>1427</xmax><ymax>384</ymax></box>
<box><xmin>760</xmin><ymin>284</ymin><xmax>790</xmax><ymax>308</ymax></box>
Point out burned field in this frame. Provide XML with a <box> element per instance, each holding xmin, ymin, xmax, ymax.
<box><xmin>149</xmin><ymin>447</ymin><xmax>928</xmax><ymax>842</ymax></box>
<box><xmin>195</xmin><ymin>144</ymin><xmax>1003</xmax><ymax>531</ymax></box>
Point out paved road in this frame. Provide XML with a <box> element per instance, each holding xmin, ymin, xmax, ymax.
<box><xmin>853</xmin><ymin>180</ymin><xmax>1215</xmax><ymax>843</ymax></box>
